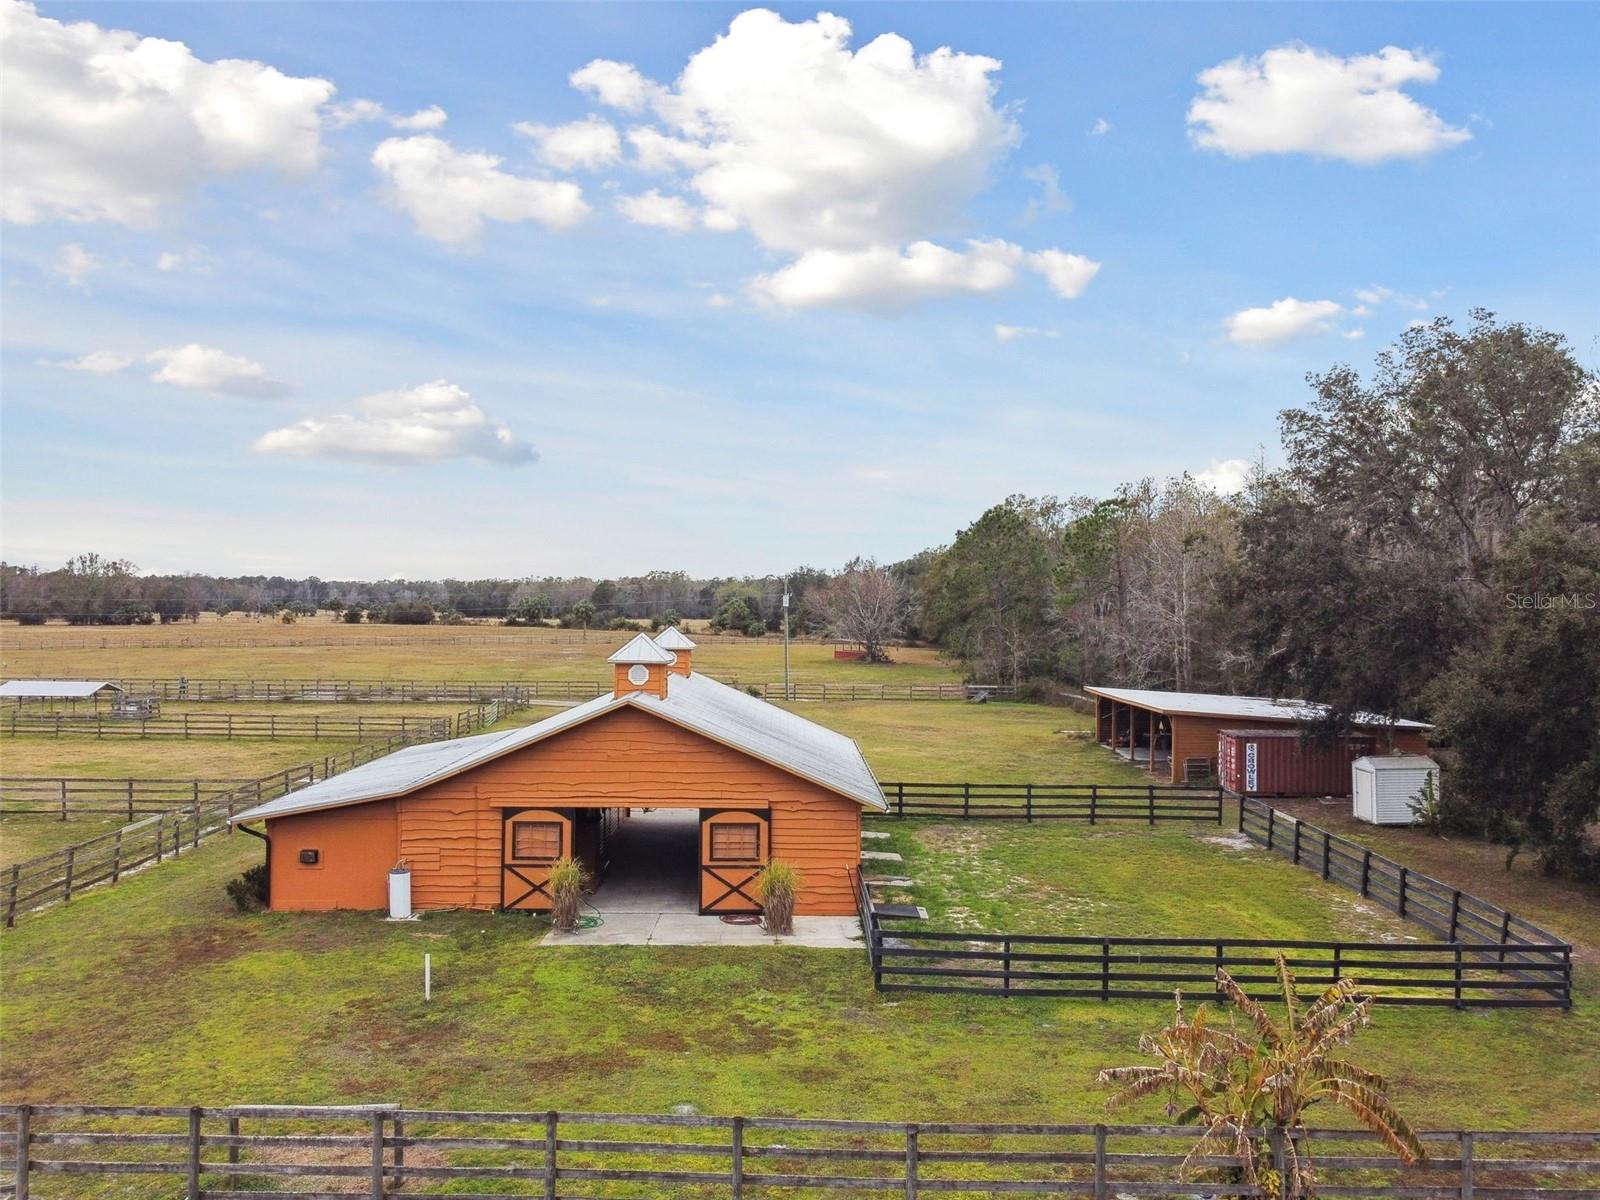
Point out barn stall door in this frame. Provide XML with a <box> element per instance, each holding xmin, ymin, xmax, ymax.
<box><xmin>501</xmin><ymin>809</ymin><xmax>572</xmax><ymax>912</ymax></box>
<box><xmin>699</xmin><ymin>809</ymin><xmax>769</xmax><ymax>914</ymax></box>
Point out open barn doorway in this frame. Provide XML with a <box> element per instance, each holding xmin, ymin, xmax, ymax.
<box><xmin>588</xmin><ymin>808</ymin><xmax>700</xmax><ymax>915</ymax></box>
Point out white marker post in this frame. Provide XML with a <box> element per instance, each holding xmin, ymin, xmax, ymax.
<box><xmin>424</xmin><ymin>953</ymin><xmax>431</xmax><ymax>1001</ymax></box>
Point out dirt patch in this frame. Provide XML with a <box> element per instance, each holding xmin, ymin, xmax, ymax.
<box><xmin>913</xmin><ymin>824</ymin><xmax>992</xmax><ymax>853</ymax></box>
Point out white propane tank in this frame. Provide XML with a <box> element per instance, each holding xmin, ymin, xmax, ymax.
<box><xmin>388</xmin><ymin>862</ymin><xmax>412</xmax><ymax>920</ymax></box>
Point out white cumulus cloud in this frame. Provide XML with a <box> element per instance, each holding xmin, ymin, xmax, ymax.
<box><xmin>146</xmin><ymin>344</ymin><xmax>290</xmax><ymax>399</ymax></box>
<box><xmin>52</xmin><ymin>242</ymin><xmax>101</xmax><ymax>287</ymax></box>
<box><xmin>42</xmin><ymin>350</ymin><xmax>134</xmax><ymax>374</ymax></box>
<box><xmin>1188</xmin><ymin>44</ymin><xmax>1470</xmax><ymax>164</ymax></box>
<box><xmin>561</xmin><ymin>9</ymin><xmax>1099</xmax><ymax>311</ymax></box>
<box><xmin>1026</xmin><ymin>249</ymin><xmax>1100</xmax><ymax>299</ymax></box>
<box><xmin>2</xmin><ymin>0</ymin><xmax>334</xmax><ymax>225</ymax></box>
<box><xmin>615</xmin><ymin>189</ymin><xmax>698</xmax><ymax>232</ymax></box>
<box><xmin>993</xmin><ymin>324</ymin><xmax>1058</xmax><ymax>343</ymax></box>
<box><xmin>1195</xmin><ymin>457</ymin><xmax>1253</xmax><ymax>495</ymax></box>
<box><xmin>515</xmin><ymin>115</ymin><xmax>622</xmax><ymax>170</ymax></box>
<box><xmin>752</xmin><ymin>239</ymin><xmax>1025</xmax><ymax>312</ymax></box>
<box><xmin>1225</xmin><ymin>297</ymin><xmax>1346</xmax><ymax>346</ymax></box>
<box><xmin>372</xmin><ymin>135</ymin><xmax>589</xmax><ymax>245</ymax></box>
<box><xmin>327</xmin><ymin>99</ymin><xmax>448</xmax><ymax>131</ymax></box>
<box><xmin>252</xmin><ymin>380</ymin><xmax>536</xmax><ymax>466</ymax></box>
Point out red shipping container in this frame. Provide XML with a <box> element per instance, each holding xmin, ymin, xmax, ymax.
<box><xmin>1217</xmin><ymin>728</ymin><xmax>1377</xmax><ymax>798</ymax></box>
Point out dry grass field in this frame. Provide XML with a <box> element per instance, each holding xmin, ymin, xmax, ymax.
<box><xmin>0</xmin><ymin>617</ymin><xmax>962</xmax><ymax>686</ymax></box>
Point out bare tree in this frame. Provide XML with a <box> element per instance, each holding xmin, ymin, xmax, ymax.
<box><xmin>811</xmin><ymin>557</ymin><xmax>905</xmax><ymax>663</ymax></box>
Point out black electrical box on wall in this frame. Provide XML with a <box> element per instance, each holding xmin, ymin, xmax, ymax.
<box><xmin>298</xmin><ymin>849</ymin><xmax>320</xmax><ymax>865</ymax></box>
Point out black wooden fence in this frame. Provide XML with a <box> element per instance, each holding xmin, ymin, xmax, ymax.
<box><xmin>1236</xmin><ymin>797</ymin><xmax>1569</xmax><ymax>956</ymax></box>
<box><xmin>873</xmin><ymin>781</ymin><xmax>1223</xmax><ymax>821</ymax></box>
<box><xmin>1</xmin><ymin>1104</ymin><xmax>1594</xmax><ymax>1199</ymax></box>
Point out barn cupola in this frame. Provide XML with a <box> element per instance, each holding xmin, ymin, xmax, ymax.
<box><xmin>607</xmin><ymin>633</ymin><xmax>676</xmax><ymax>699</ymax></box>
<box><xmin>654</xmin><ymin>625</ymin><xmax>697</xmax><ymax>677</ymax></box>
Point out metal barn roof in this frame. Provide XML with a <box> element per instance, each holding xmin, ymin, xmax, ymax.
<box><xmin>1083</xmin><ymin>686</ymin><xmax>1431</xmax><ymax>730</ymax></box>
<box><xmin>654</xmin><ymin>625</ymin><xmax>697</xmax><ymax>651</ymax></box>
<box><xmin>232</xmin><ymin>669</ymin><xmax>887</xmax><ymax>824</ymax></box>
<box><xmin>0</xmin><ymin>680</ymin><xmax>124</xmax><ymax>699</ymax></box>
<box><xmin>606</xmin><ymin>633</ymin><xmax>676</xmax><ymax>664</ymax></box>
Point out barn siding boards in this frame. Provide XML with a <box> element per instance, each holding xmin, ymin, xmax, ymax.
<box><xmin>267</xmin><ymin>801</ymin><xmax>397</xmax><ymax>911</ymax></box>
<box><xmin>264</xmin><ymin>705</ymin><xmax>864</xmax><ymax>916</ymax></box>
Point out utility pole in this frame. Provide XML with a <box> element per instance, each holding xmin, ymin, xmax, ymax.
<box><xmin>782</xmin><ymin>577</ymin><xmax>792</xmax><ymax>701</ymax></box>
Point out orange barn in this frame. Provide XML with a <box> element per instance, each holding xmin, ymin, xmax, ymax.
<box><xmin>230</xmin><ymin>630</ymin><xmax>884</xmax><ymax>917</ymax></box>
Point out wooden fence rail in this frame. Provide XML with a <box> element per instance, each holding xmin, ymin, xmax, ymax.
<box><xmin>1236</xmin><ymin>796</ymin><xmax>1569</xmax><ymax>960</ymax></box>
<box><xmin>0</xmin><ymin>778</ymin><xmax>254</xmax><ymax>820</ymax></box>
<box><xmin>18</xmin><ymin>675</ymin><xmax>1014</xmax><ymax>703</ymax></box>
<box><xmin>861</xmin><ymin>921</ymin><xmax>1573</xmax><ymax>1008</ymax></box>
<box><xmin>872</xmin><ymin>781</ymin><xmax>1223</xmax><ymax>821</ymax></box>
<box><xmin>1</xmin><ymin>711</ymin><xmax>452</xmax><ymax>742</ymax></box>
<box><xmin>0</xmin><ymin>1104</ymin><xmax>1594</xmax><ymax>1199</ymax></box>
<box><xmin>0</xmin><ymin>732</ymin><xmax>443</xmax><ymax>929</ymax></box>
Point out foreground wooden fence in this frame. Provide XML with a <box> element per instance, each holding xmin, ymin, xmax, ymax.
<box><xmin>0</xmin><ymin>733</ymin><xmax>439</xmax><ymax>928</ymax></box>
<box><xmin>872</xmin><ymin>781</ymin><xmax>1223</xmax><ymax>821</ymax></box>
<box><xmin>23</xmin><ymin>675</ymin><xmax>1014</xmax><ymax>703</ymax></box>
<box><xmin>0</xmin><ymin>1104</ymin><xmax>1594</xmax><ymax>1199</ymax></box>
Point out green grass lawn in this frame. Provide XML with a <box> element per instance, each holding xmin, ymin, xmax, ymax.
<box><xmin>2</xmin><ymin>834</ymin><xmax>1596</xmax><ymax>1133</ymax></box>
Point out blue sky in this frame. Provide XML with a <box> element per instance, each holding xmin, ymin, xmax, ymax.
<box><xmin>3</xmin><ymin>1</ymin><xmax>1596</xmax><ymax>578</ymax></box>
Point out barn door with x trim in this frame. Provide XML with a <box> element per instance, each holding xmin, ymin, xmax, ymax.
<box><xmin>501</xmin><ymin>809</ymin><xmax>571</xmax><ymax>912</ymax></box>
<box><xmin>699</xmin><ymin>809</ymin><xmax>769</xmax><ymax>914</ymax></box>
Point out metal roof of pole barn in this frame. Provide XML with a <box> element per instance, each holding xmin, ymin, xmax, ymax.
<box><xmin>232</xmin><ymin>668</ymin><xmax>888</xmax><ymax>824</ymax></box>
<box><xmin>0</xmin><ymin>680</ymin><xmax>125</xmax><ymax>699</ymax></box>
<box><xmin>1083</xmin><ymin>686</ymin><xmax>1432</xmax><ymax>730</ymax></box>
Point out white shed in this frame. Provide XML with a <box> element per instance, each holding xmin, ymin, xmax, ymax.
<box><xmin>1352</xmin><ymin>755</ymin><xmax>1439</xmax><ymax>825</ymax></box>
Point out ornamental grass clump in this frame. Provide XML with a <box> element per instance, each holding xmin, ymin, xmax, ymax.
<box><xmin>1096</xmin><ymin>953</ymin><xmax>1423</xmax><ymax>1197</ymax></box>
<box><xmin>758</xmin><ymin>860</ymin><xmax>801</xmax><ymax>935</ymax></box>
<box><xmin>547</xmin><ymin>857</ymin><xmax>589</xmax><ymax>934</ymax></box>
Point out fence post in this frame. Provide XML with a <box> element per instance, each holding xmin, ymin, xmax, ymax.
<box><xmin>1002</xmin><ymin>938</ymin><xmax>1012</xmax><ymax>994</ymax></box>
<box><xmin>8</xmin><ymin>863</ymin><xmax>20</xmax><ymax>927</ymax></box>
<box><xmin>1398</xmin><ymin>867</ymin><xmax>1408</xmax><ymax>918</ymax></box>
<box><xmin>1025</xmin><ymin>784</ymin><xmax>1033</xmax><ymax>823</ymax></box>
<box><xmin>227</xmin><ymin>1115</ymin><xmax>240</xmax><ymax>1190</ymax></box>
<box><xmin>1454</xmin><ymin>944</ymin><xmax>1465</xmax><ymax>1010</ymax></box>
<box><xmin>1215</xmin><ymin>942</ymin><xmax>1225</xmax><ymax>1001</ymax></box>
<box><xmin>59</xmin><ymin>779</ymin><xmax>68</xmax><ymax>822</ymax></box>
<box><xmin>187</xmin><ymin>1106</ymin><xmax>202</xmax><ymax>1200</ymax></box>
<box><xmin>544</xmin><ymin>1110</ymin><xmax>558</xmax><ymax>1200</ymax></box>
<box><xmin>370</xmin><ymin>1111</ymin><xmax>385</xmax><ymax>1200</ymax></box>
<box><xmin>1361</xmin><ymin>850</ymin><xmax>1372</xmax><ymax>897</ymax></box>
<box><xmin>1449</xmin><ymin>890</ymin><xmax>1462</xmax><ymax>942</ymax></box>
<box><xmin>1100</xmin><ymin>938</ymin><xmax>1111</xmax><ymax>1001</ymax></box>
<box><xmin>903</xmin><ymin>1124</ymin><xmax>919</xmax><ymax>1200</ymax></box>
<box><xmin>1498</xmin><ymin>911</ymin><xmax>1511</xmax><ymax>964</ymax></box>
<box><xmin>1269</xmin><ymin>1127</ymin><xmax>1288</xmax><ymax>1200</ymax></box>
<box><xmin>1321</xmin><ymin>832</ymin><xmax>1331</xmax><ymax>880</ymax></box>
<box><xmin>1147</xmin><ymin>787</ymin><xmax>1155</xmax><ymax>826</ymax></box>
<box><xmin>1292</xmin><ymin>820</ymin><xmax>1301</xmax><ymax>865</ymax></box>
<box><xmin>962</xmin><ymin>783</ymin><xmax>970</xmax><ymax>819</ymax></box>
<box><xmin>1238</xmin><ymin>793</ymin><xmax>1245</xmax><ymax>832</ymax></box>
<box><xmin>1332</xmin><ymin>943</ymin><xmax>1342</xmax><ymax>984</ymax></box>
<box><xmin>63</xmin><ymin>846</ymin><xmax>74</xmax><ymax>902</ymax></box>
<box><xmin>1090</xmin><ymin>786</ymin><xmax>1098</xmax><ymax>826</ymax></box>
<box><xmin>1266</xmin><ymin>806</ymin><xmax>1275</xmax><ymax>850</ymax></box>
<box><xmin>15</xmin><ymin>1103</ymin><xmax>28</xmax><ymax>1200</ymax></box>
<box><xmin>730</xmin><ymin>1115</ymin><xmax>744</xmax><ymax>1200</ymax></box>
<box><xmin>127</xmin><ymin>778</ymin><xmax>136</xmax><ymax>821</ymax></box>
<box><xmin>391</xmin><ymin>1113</ymin><xmax>404</xmax><ymax>1188</ymax></box>
<box><xmin>1092</xmin><ymin>1124</ymin><xmax>1106</xmax><ymax>1200</ymax></box>
<box><xmin>112</xmin><ymin>828</ymin><xmax>123</xmax><ymax>883</ymax></box>
<box><xmin>1460</xmin><ymin>1131</ymin><xmax>1474</xmax><ymax>1200</ymax></box>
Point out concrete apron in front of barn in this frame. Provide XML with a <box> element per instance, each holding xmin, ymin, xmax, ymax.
<box><xmin>538</xmin><ymin>807</ymin><xmax>862</xmax><ymax>949</ymax></box>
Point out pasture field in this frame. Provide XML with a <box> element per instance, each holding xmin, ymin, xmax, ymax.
<box><xmin>0</xmin><ymin>619</ymin><xmax>963</xmax><ymax>686</ymax></box>
<box><xmin>3</xmin><ymin>812</ymin><xmax>1597</xmax><ymax>1131</ymax></box>
<box><xmin>0</xmin><ymin>735</ymin><xmax>369</xmax><ymax>866</ymax></box>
